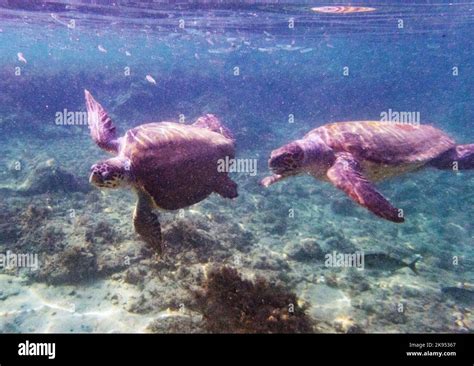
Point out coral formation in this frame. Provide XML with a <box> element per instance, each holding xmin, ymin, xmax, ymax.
<box><xmin>194</xmin><ymin>266</ymin><xmax>314</xmax><ymax>333</ymax></box>
<box><xmin>85</xmin><ymin>220</ymin><xmax>120</xmax><ymax>245</ymax></box>
<box><xmin>31</xmin><ymin>244</ymin><xmax>97</xmax><ymax>284</ymax></box>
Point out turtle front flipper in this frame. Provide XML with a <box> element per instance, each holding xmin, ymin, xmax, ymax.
<box><xmin>327</xmin><ymin>152</ymin><xmax>404</xmax><ymax>223</ymax></box>
<box><xmin>133</xmin><ymin>189</ymin><xmax>163</xmax><ymax>254</ymax></box>
<box><xmin>260</xmin><ymin>174</ymin><xmax>285</xmax><ymax>187</ymax></box>
<box><xmin>85</xmin><ymin>90</ymin><xmax>120</xmax><ymax>154</ymax></box>
<box><xmin>214</xmin><ymin>174</ymin><xmax>238</xmax><ymax>199</ymax></box>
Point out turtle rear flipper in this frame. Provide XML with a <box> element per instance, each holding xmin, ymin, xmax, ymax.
<box><xmin>193</xmin><ymin>114</ymin><xmax>234</xmax><ymax>141</ymax></box>
<box><xmin>327</xmin><ymin>152</ymin><xmax>404</xmax><ymax>223</ymax></box>
<box><xmin>430</xmin><ymin>144</ymin><xmax>474</xmax><ymax>170</ymax></box>
<box><xmin>85</xmin><ymin>90</ymin><xmax>120</xmax><ymax>154</ymax></box>
<box><xmin>133</xmin><ymin>189</ymin><xmax>163</xmax><ymax>254</ymax></box>
<box><xmin>214</xmin><ymin>174</ymin><xmax>238</xmax><ymax>199</ymax></box>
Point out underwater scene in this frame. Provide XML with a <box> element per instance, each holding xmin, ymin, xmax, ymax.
<box><xmin>0</xmin><ymin>0</ymin><xmax>473</xmax><ymax>334</ymax></box>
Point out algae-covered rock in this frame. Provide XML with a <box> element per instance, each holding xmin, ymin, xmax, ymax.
<box><xmin>10</xmin><ymin>159</ymin><xmax>90</xmax><ymax>196</ymax></box>
<box><xmin>31</xmin><ymin>244</ymin><xmax>97</xmax><ymax>284</ymax></box>
<box><xmin>194</xmin><ymin>266</ymin><xmax>314</xmax><ymax>333</ymax></box>
<box><xmin>284</xmin><ymin>238</ymin><xmax>324</xmax><ymax>262</ymax></box>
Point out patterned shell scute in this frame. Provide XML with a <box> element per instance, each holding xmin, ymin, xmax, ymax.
<box><xmin>120</xmin><ymin>122</ymin><xmax>235</xmax><ymax>210</ymax></box>
<box><xmin>308</xmin><ymin>121</ymin><xmax>455</xmax><ymax>165</ymax></box>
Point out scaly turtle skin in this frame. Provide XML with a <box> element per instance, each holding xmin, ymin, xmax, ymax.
<box><xmin>262</xmin><ymin>121</ymin><xmax>474</xmax><ymax>222</ymax></box>
<box><xmin>85</xmin><ymin>90</ymin><xmax>237</xmax><ymax>253</ymax></box>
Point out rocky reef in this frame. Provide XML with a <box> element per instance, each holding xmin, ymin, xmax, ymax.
<box><xmin>194</xmin><ymin>266</ymin><xmax>314</xmax><ymax>333</ymax></box>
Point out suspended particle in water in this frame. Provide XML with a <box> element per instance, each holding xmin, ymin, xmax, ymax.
<box><xmin>17</xmin><ymin>52</ymin><xmax>27</xmax><ymax>63</ymax></box>
<box><xmin>125</xmin><ymin>50</ymin><xmax>131</xmax><ymax>56</ymax></box>
<box><xmin>146</xmin><ymin>74</ymin><xmax>157</xmax><ymax>85</ymax></box>
<box><xmin>51</xmin><ymin>12</ymin><xmax>75</xmax><ymax>29</ymax></box>
<box><xmin>98</xmin><ymin>45</ymin><xmax>107</xmax><ymax>53</ymax></box>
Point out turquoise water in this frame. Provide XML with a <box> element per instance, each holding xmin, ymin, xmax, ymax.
<box><xmin>0</xmin><ymin>1</ymin><xmax>472</xmax><ymax>333</ymax></box>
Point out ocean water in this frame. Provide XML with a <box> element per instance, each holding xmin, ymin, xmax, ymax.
<box><xmin>0</xmin><ymin>0</ymin><xmax>472</xmax><ymax>333</ymax></box>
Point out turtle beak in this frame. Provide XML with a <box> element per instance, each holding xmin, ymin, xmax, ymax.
<box><xmin>89</xmin><ymin>164</ymin><xmax>103</xmax><ymax>186</ymax></box>
<box><xmin>89</xmin><ymin>171</ymin><xmax>102</xmax><ymax>185</ymax></box>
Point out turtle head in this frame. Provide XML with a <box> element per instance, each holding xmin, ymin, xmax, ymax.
<box><xmin>89</xmin><ymin>157</ymin><xmax>132</xmax><ymax>189</ymax></box>
<box><xmin>268</xmin><ymin>141</ymin><xmax>305</xmax><ymax>176</ymax></box>
<box><xmin>268</xmin><ymin>137</ymin><xmax>334</xmax><ymax>176</ymax></box>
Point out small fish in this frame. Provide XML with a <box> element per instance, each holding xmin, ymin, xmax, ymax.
<box><xmin>277</xmin><ymin>44</ymin><xmax>301</xmax><ymax>52</ymax></box>
<box><xmin>50</xmin><ymin>13</ymin><xmax>72</xmax><ymax>28</ymax></box>
<box><xmin>145</xmin><ymin>75</ymin><xmax>157</xmax><ymax>85</ymax></box>
<box><xmin>442</xmin><ymin>286</ymin><xmax>474</xmax><ymax>305</ymax></box>
<box><xmin>17</xmin><ymin>52</ymin><xmax>27</xmax><ymax>63</ymax></box>
<box><xmin>364</xmin><ymin>253</ymin><xmax>421</xmax><ymax>275</ymax></box>
<box><xmin>208</xmin><ymin>48</ymin><xmax>233</xmax><ymax>54</ymax></box>
<box><xmin>98</xmin><ymin>45</ymin><xmax>107</xmax><ymax>53</ymax></box>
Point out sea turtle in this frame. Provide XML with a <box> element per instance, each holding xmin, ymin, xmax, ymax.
<box><xmin>261</xmin><ymin>121</ymin><xmax>474</xmax><ymax>222</ymax></box>
<box><xmin>85</xmin><ymin>90</ymin><xmax>238</xmax><ymax>253</ymax></box>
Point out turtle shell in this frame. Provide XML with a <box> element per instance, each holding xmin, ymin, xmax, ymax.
<box><xmin>308</xmin><ymin>121</ymin><xmax>455</xmax><ymax>165</ymax></box>
<box><xmin>119</xmin><ymin>122</ymin><xmax>235</xmax><ymax>210</ymax></box>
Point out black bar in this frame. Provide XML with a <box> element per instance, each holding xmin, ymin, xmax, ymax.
<box><xmin>0</xmin><ymin>333</ymin><xmax>472</xmax><ymax>362</ymax></box>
